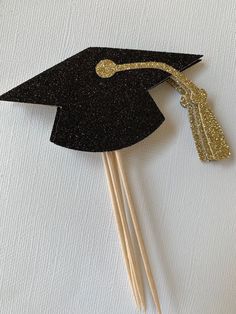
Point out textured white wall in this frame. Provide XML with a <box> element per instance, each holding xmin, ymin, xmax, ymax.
<box><xmin>0</xmin><ymin>1</ymin><xmax>235</xmax><ymax>313</ymax></box>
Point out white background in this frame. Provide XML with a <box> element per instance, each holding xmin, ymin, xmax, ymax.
<box><xmin>0</xmin><ymin>1</ymin><xmax>235</xmax><ymax>313</ymax></box>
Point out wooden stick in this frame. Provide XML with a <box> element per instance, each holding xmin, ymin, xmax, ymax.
<box><xmin>102</xmin><ymin>153</ymin><xmax>142</xmax><ymax>309</ymax></box>
<box><xmin>105</xmin><ymin>152</ymin><xmax>145</xmax><ymax>309</ymax></box>
<box><xmin>115</xmin><ymin>151</ymin><xmax>162</xmax><ymax>314</ymax></box>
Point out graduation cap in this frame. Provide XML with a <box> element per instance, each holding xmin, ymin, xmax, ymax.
<box><xmin>0</xmin><ymin>47</ymin><xmax>231</xmax><ymax>313</ymax></box>
<box><xmin>0</xmin><ymin>47</ymin><xmax>203</xmax><ymax>152</ymax></box>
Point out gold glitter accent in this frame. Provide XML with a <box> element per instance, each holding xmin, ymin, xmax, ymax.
<box><xmin>96</xmin><ymin>59</ymin><xmax>117</xmax><ymax>78</ymax></box>
<box><xmin>95</xmin><ymin>59</ymin><xmax>231</xmax><ymax>161</ymax></box>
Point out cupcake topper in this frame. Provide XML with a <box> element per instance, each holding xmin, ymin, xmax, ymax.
<box><xmin>0</xmin><ymin>47</ymin><xmax>230</xmax><ymax>313</ymax></box>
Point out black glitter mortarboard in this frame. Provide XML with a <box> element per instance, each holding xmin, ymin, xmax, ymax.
<box><xmin>0</xmin><ymin>47</ymin><xmax>202</xmax><ymax>152</ymax></box>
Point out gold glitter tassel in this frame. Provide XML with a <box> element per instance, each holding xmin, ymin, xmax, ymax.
<box><xmin>167</xmin><ymin>79</ymin><xmax>231</xmax><ymax>161</ymax></box>
<box><xmin>96</xmin><ymin>59</ymin><xmax>231</xmax><ymax>161</ymax></box>
<box><xmin>187</xmin><ymin>100</ymin><xmax>231</xmax><ymax>161</ymax></box>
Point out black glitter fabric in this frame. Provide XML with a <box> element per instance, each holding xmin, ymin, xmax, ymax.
<box><xmin>0</xmin><ymin>47</ymin><xmax>202</xmax><ymax>152</ymax></box>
